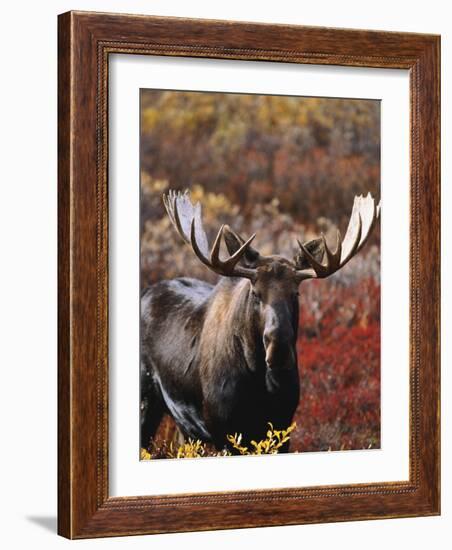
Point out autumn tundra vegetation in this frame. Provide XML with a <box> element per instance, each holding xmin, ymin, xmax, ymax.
<box><xmin>140</xmin><ymin>91</ymin><xmax>380</xmax><ymax>458</ymax></box>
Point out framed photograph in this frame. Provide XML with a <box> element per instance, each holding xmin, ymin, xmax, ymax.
<box><xmin>58</xmin><ymin>11</ymin><xmax>440</xmax><ymax>538</ymax></box>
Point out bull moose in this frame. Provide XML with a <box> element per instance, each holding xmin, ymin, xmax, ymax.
<box><xmin>140</xmin><ymin>190</ymin><xmax>380</xmax><ymax>452</ymax></box>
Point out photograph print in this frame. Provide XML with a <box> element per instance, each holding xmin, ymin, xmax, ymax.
<box><xmin>139</xmin><ymin>89</ymin><xmax>381</xmax><ymax>460</ymax></box>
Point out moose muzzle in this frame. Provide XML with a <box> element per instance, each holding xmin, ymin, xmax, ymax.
<box><xmin>263</xmin><ymin>304</ymin><xmax>296</xmax><ymax>371</ymax></box>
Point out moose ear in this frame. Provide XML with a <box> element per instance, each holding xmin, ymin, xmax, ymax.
<box><xmin>223</xmin><ymin>225</ymin><xmax>260</xmax><ymax>267</ymax></box>
<box><xmin>294</xmin><ymin>237</ymin><xmax>325</xmax><ymax>270</ymax></box>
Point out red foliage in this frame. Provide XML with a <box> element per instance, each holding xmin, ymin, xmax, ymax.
<box><xmin>291</xmin><ymin>278</ymin><xmax>380</xmax><ymax>452</ymax></box>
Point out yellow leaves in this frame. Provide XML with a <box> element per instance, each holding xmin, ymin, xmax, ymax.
<box><xmin>141</xmin><ymin>90</ymin><xmax>379</xmax><ymax>145</ymax></box>
<box><xmin>140</xmin><ymin>448</ymin><xmax>152</xmax><ymax>460</ymax></box>
<box><xmin>142</xmin><ymin>438</ymin><xmax>230</xmax><ymax>459</ymax></box>
<box><xmin>142</xmin><ymin>107</ymin><xmax>159</xmax><ymax>132</ymax></box>
<box><xmin>226</xmin><ymin>432</ymin><xmax>249</xmax><ymax>455</ymax></box>
<box><xmin>168</xmin><ymin>438</ymin><xmax>206</xmax><ymax>459</ymax></box>
<box><xmin>227</xmin><ymin>422</ymin><xmax>297</xmax><ymax>456</ymax></box>
<box><xmin>190</xmin><ymin>184</ymin><xmax>239</xmax><ymax>221</ymax></box>
<box><xmin>142</xmin><ymin>422</ymin><xmax>297</xmax><ymax>459</ymax></box>
<box><xmin>142</xmin><ymin>91</ymin><xmax>219</xmax><ymax>134</ymax></box>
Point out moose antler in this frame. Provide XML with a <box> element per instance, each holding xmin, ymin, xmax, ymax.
<box><xmin>295</xmin><ymin>193</ymin><xmax>380</xmax><ymax>282</ymax></box>
<box><xmin>163</xmin><ymin>190</ymin><xmax>258</xmax><ymax>280</ymax></box>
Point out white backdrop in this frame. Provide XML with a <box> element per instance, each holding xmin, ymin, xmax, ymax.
<box><xmin>0</xmin><ymin>1</ymin><xmax>449</xmax><ymax>548</ymax></box>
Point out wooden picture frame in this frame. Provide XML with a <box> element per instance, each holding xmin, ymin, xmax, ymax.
<box><xmin>58</xmin><ymin>11</ymin><xmax>440</xmax><ymax>538</ymax></box>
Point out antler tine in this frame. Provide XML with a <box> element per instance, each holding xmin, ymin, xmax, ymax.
<box><xmin>167</xmin><ymin>190</ymin><xmax>178</xmax><ymax>223</ymax></box>
<box><xmin>341</xmin><ymin>212</ymin><xmax>363</xmax><ymax>266</ymax></box>
<box><xmin>173</xmin><ymin>190</ymin><xmax>193</xmax><ymax>244</ymax></box>
<box><xmin>190</xmin><ymin>218</ymin><xmax>257</xmax><ymax>279</ymax></box>
<box><xmin>163</xmin><ymin>190</ymin><xmax>189</xmax><ymax>244</ymax></box>
<box><xmin>353</xmin><ymin>192</ymin><xmax>379</xmax><ymax>256</ymax></box>
<box><xmin>210</xmin><ymin>225</ymin><xmax>225</xmax><ymax>265</ymax></box>
<box><xmin>162</xmin><ymin>191</ymin><xmax>172</xmax><ymax>225</ymax></box>
<box><xmin>163</xmin><ymin>190</ymin><xmax>257</xmax><ymax>281</ymax></box>
<box><xmin>222</xmin><ymin>233</ymin><xmax>257</xmax><ymax>270</ymax></box>
<box><xmin>209</xmin><ymin>224</ymin><xmax>256</xmax><ymax>270</ymax></box>
<box><xmin>296</xmin><ymin>193</ymin><xmax>379</xmax><ymax>282</ymax></box>
<box><xmin>322</xmin><ymin>230</ymin><xmax>342</xmax><ymax>272</ymax></box>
